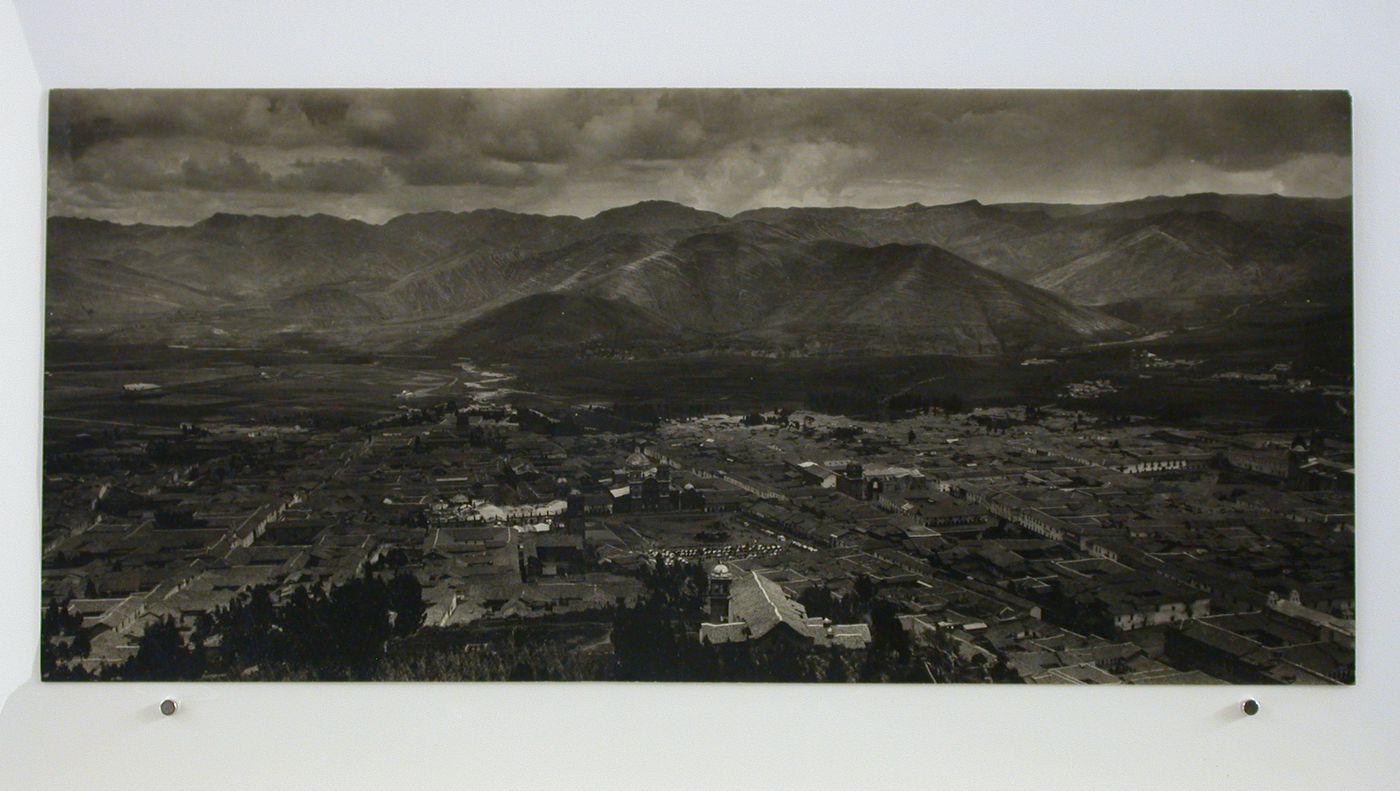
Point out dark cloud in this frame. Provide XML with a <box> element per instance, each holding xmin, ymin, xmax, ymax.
<box><xmin>49</xmin><ymin>89</ymin><xmax>343</xmax><ymax>158</ymax></box>
<box><xmin>387</xmin><ymin>152</ymin><xmax>545</xmax><ymax>187</ymax></box>
<box><xmin>480</xmin><ymin>127</ymin><xmax>574</xmax><ymax>164</ymax></box>
<box><xmin>336</xmin><ymin>91</ymin><xmax>478</xmax><ymax>154</ymax></box>
<box><xmin>49</xmin><ymin>115</ymin><xmax>122</xmax><ymax>159</ymax></box>
<box><xmin>69</xmin><ymin>149</ymin><xmax>172</xmax><ymax>192</ymax></box>
<box><xmin>78</xmin><ymin>151</ymin><xmax>389</xmax><ymax>196</ymax></box>
<box><xmin>46</xmin><ymin>89</ymin><xmax>1351</xmax><ymax>224</ymax></box>
<box><xmin>296</xmin><ymin>94</ymin><xmax>352</xmax><ymax>127</ymax></box>
<box><xmin>1047</xmin><ymin>91</ymin><xmax>1351</xmax><ymax>172</ymax></box>
<box><xmin>279</xmin><ymin>158</ymin><xmax>386</xmax><ymax>193</ymax></box>
<box><xmin>181</xmin><ymin>152</ymin><xmax>274</xmax><ymax>192</ymax></box>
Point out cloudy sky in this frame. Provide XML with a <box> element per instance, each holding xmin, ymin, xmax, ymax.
<box><xmin>47</xmin><ymin>89</ymin><xmax>1351</xmax><ymax>225</ymax></box>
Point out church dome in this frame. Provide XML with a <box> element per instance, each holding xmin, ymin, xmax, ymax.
<box><xmin>710</xmin><ymin>563</ymin><xmax>732</xmax><ymax>579</ymax></box>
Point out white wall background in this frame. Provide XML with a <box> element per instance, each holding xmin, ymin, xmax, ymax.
<box><xmin>2</xmin><ymin>2</ymin><xmax>1397</xmax><ymax>788</ymax></box>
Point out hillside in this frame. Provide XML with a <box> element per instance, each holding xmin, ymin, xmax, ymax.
<box><xmin>736</xmin><ymin>195</ymin><xmax>1351</xmax><ymax>303</ymax></box>
<box><xmin>44</xmin><ymin>193</ymin><xmax>1349</xmax><ymax>357</ymax></box>
<box><xmin>435</xmin><ymin>230</ymin><xmax>1132</xmax><ymax>359</ymax></box>
<box><xmin>433</xmin><ymin>292</ymin><xmax>679</xmax><ymax>356</ymax></box>
<box><xmin>1030</xmin><ymin>211</ymin><xmax>1351</xmax><ymax>305</ymax></box>
<box><xmin>45</xmin><ymin>256</ymin><xmax>227</xmax><ymax>323</ymax></box>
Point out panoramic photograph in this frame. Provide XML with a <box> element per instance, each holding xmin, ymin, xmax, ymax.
<box><xmin>39</xmin><ymin>89</ymin><xmax>1353</xmax><ymax>683</ymax></box>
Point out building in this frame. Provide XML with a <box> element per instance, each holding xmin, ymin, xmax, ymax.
<box><xmin>790</xmin><ymin>460</ymin><xmax>837</xmax><ymax>488</ymax></box>
<box><xmin>1287</xmin><ymin>433</ymin><xmax>1354</xmax><ymax>491</ymax></box>
<box><xmin>120</xmin><ymin>382</ymin><xmax>162</xmax><ymax>399</ymax></box>
<box><xmin>705</xmin><ymin>563</ymin><xmax>733</xmax><ymax>622</ymax></box>
<box><xmin>611</xmin><ymin>446</ymin><xmax>690</xmax><ymax>512</ymax></box>
<box><xmin>697</xmin><ymin>563</ymin><xmax>871</xmax><ymax>649</ymax></box>
<box><xmin>1224</xmin><ymin>448</ymin><xmax>1289</xmax><ymax>479</ymax></box>
<box><xmin>834</xmin><ymin>462</ymin><xmax>881</xmax><ymax>501</ymax></box>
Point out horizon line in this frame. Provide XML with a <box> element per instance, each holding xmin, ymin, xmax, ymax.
<box><xmin>47</xmin><ymin>190</ymin><xmax>1354</xmax><ymax>229</ymax></box>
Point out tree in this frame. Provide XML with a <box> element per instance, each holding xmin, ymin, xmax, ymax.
<box><xmin>387</xmin><ymin>573</ymin><xmax>427</xmax><ymax>637</ymax></box>
<box><xmin>869</xmin><ymin>598</ymin><xmax>910</xmax><ymax>660</ymax></box>
<box><xmin>42</xmin><ymin>598</ymin><xmax>69</xmax><ymax>637</ymax></box>
<box><xmin>70</xmin><ymin>630</ymin><xmax>92</xmax><ymax>659</ymax></box>
<box><xmin>122</xmin><ymin>617</ymin><xmax>203</xmax><ymax>680</ymax></box>
<box><xmin>325</xmin><ymin>576</ymin><xmax>394</xmax><ymax>677</ymax></box>
<box><xmin>825</xmin><ymin>649</ymin><xmax>850</xmax><ymax>682</ymax></box>
<box><xmin>154</xmin><ymin>508</ymin><xmax>201</xmax><ymax>530</ymax></box>
<box><xmin>853</xmin><ymin>574</ymin><xmax>877</xmax><ymax>608</ymax></box>
<box><xmin>797</xmin><ymin>584</ymin><xmax>835</xmax><ymax>619</ymax></box>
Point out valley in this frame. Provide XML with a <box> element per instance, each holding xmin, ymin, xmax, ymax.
<box><xmin>39</xmin><ymin>191</ymin><xmax>1355</xmax><ymax>686</ymax></box>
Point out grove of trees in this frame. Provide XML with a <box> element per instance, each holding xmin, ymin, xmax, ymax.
<box><xmin>86</xmin><ymin>559</ymin><xmax>1016</xmax><ymax>683</ymax></box>
<box><xmin>104</xmin><ymin>569</ymin><xmax>428</xmax><ymax>681</ymax></box>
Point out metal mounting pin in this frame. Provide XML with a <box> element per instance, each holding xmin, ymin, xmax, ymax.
<box><xmin>1241</xmin><ymin>699</ymin><xmax>1260</xmax><ymax>716</ymax></box>
<box><xmin>160</xmin><ymin>699</ymin><xmax>178</xmax><ymax>716</ymax></box>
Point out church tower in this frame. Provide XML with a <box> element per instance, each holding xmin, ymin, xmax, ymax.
<box><xmin>565</xmin><ymin>488</ymin><xmax>586</xmax><ymax>535</ymax></box>
<box><xmin>706</xmin><ymin>563</ymin><xmax>734</xmax><ymax>623</ymax></box>
<box><xmin>1287</xmin><ymin>433</ymin><xmax>1312</xmax><ymax>488</ymax></box>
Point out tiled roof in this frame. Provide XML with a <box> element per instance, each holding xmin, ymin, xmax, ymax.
<box><xmin>813</xmin><ymin>621</ymin><xmax>873</xmax><ymax>649</ymax></box>
<box><xmin>727</xmin><ymin>570</ymin><xmax>804</xmax><ymax>640</ymax></box>
<box><xmin>699</xmin><ymin>569</ymin><xmax>870</xmax><ymax>649</ymax></box>
<box><xmin>698</xmin><ymin>622</ymin><xmax>751</xmax><ymax>644</ymax></box>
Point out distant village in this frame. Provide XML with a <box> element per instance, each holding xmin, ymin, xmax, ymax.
<box><xmin>41</xmin><ymin>356</ymin><xmax>1354</xmax><ymax>684</ymax></box>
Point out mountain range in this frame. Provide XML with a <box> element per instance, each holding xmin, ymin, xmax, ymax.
<box><xmin>45</xmin><ymin>193</ymin><xmax>1351</xmax><ymax>359</ymax></box>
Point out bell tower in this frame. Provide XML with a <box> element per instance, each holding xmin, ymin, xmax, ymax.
<box><xmin>706</xmin><ymin>563</ymin><xmax>734</xmax><ymax>623</ymax></box>
<box><xmin>565</xmin><ymin>488</ymin><xmax>586</xmax><ymax>535</ymax></box>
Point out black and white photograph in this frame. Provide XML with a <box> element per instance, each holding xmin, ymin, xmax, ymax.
<box><xmin>40</xmin><ymin>88</ymin><xmax>1354</xmax><ymax>684</ymax></box>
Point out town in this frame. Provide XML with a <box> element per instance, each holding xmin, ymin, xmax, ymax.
<box><xmin>40</xmin><ymin>349</ymin><xmax>1355</xmax><ymax>684</ymax></box>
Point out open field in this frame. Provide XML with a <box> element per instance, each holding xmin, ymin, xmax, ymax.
<box><xmin>495</xmin><ymin>339</ymin><xmax>1348</xmax><ymax>432</ymax></box>
<box><xmin>44</xmin><ymin>323</ymin><xmax>1351</xmax><ymax>443</ymax></box>
<box><xmin>43</xmin><ymin>341</ymin><xmax>478</xmax><ymax>436</ymax></box>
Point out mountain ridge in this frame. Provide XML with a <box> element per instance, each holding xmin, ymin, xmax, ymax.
<box><xmin>47</xmin><ymin>191</ymin><xmax>1350</xmax><ymax>230</ymax></box>
<box><xmin>45</xmin><ymin>193</ymin><xmax>1349</xmax><ymax>358</ymax></box>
